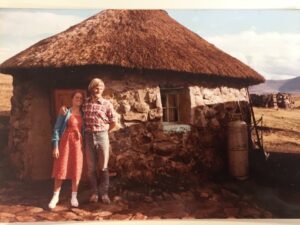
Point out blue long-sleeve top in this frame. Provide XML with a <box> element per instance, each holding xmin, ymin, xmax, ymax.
<box><xmin>51</xmin><ymin>108</ymin><xmax>85</xmax><ymax>148</ymax></box>
<box><xmin>51</xmin><ymin>108</ymin><xmax>72</xmax><ymax>148</ymax></box>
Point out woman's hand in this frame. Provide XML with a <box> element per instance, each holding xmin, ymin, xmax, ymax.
<box><xmin>52</xmin><ymin>148</ymin><xmax>59</xmax><ymax>159</ymax></box>
<box><xmin>59</xmin><ymin>106</ymin><xmax>68</xmax><ymax>116</ymax></box>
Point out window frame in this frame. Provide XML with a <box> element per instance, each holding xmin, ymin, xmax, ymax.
<box><xmin>160</xmin><ymin>87</ymin><xmax>182</xmax><ymax>123</ymax></box>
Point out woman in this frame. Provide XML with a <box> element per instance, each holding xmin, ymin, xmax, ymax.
<box><xmin>48</xmin><ymin>91</ymin><xmax>84</xmax><ymax>209</ymax></box>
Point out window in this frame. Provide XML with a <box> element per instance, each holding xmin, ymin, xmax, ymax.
<box><xmin>161</xmin><ymin>88</ymin><xmax>181</xmax><ymax>122</ymax></box>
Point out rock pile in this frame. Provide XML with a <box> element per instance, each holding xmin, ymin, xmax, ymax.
<box><xmin>250</xmin><ymin>93</ymin><xmax>294</xmax><ymax>109</ymax></box>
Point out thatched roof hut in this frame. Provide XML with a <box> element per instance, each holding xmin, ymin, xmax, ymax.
<box><xmin>0</xmin><ymin>10</ymin><xmax>264</xmax><ymax>85</ymax></box>
<box><xmin>0</xmin><ymin>10</ymin><xmax>264</xmax><ymax>182</ymax></box>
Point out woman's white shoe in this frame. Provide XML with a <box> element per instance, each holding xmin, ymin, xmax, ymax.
<box><xmin>70</xmin><ymin>197</ymin><xmax>79</xmax><ymax>207</ymax></box>
<box><xmin>48</xmin><ymin>196</ymin><xmax>59</xmax><ymax>209</ymax></box>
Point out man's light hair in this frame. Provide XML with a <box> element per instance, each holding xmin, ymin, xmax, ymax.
<box><xmin>88</xmin><ymin>78</ymin><xmax>105</xmax><ymax>93</ymax></box>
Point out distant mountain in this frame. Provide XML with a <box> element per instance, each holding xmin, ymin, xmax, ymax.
<box><xmin>249</xmin><ymin>76</ymin><xmax>300</xmax><ymax>94</ymax></box>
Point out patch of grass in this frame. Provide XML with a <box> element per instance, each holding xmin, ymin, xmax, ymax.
<box><xmin>0</xmin><ymin>74</ymin><xmax>13</xmax><ymax>113</ymax></box>
<box><xmin>253</xmin><ymin>95</ymin><xmax>300</xmax><ymax>153</ymax></box>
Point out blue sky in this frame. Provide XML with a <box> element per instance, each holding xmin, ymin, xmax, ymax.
<box><xmin>0</xmin><ymin>8</ymin><xmax>299</xmax><ymax>80</ymax></box>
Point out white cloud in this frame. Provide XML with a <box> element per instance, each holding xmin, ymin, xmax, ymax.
<box><xmin>0</xmin><ymin>47</ymin><xmax>11</xmax><ymax>63</ymax></box>
<box><xmin>204</xmin><ymin>30</ymin><xmax>300</xmax><ymax>80</ymax></box>
<box><xmin>0</xmin><ymin>11</ymin><xmax>83</xmax><ymax>63</ymax></box>
<box><xmin>0</xmin><ymin>11</ymin><xmax>83</xmax><ymax>37</ymax></box>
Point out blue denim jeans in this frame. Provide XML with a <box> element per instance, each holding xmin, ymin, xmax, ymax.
<box><xmin>85</xmin><ymin>131</ymin><xmax>110</xmax><ymax>195</ymax></box>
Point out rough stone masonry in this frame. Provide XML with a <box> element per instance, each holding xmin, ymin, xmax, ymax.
<box><xmin>8</xmin><ymin>72</ymin><xmax>250</xmax><ymax>185</ymax></box>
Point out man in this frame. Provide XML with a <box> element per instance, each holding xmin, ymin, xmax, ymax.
<box><xmin>82</xmin><ymin>78</ymin><xmax>116</xmax><ymax>204</ymax></box>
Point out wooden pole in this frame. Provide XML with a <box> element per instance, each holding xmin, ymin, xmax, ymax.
<box><xmin>246</xmin><ymin>88</ymin><xmax>263</xmax><ymax>150</ymax></box>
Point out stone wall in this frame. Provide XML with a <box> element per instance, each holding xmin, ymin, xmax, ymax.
<box><xmin>9</xmin><ymin>77</ymin><xmax>52</xmax><ymax>179</ymax></box>
<box><xmin>9</xmin><ymin>77</ymin><xmax>31</xmax><ymax>179</ymax></box>
<box><xmin>105</xmin><ymin>80</ymin><xmax>250</xmax><ymax>186</ymax></box>
<box><xmin>0</xmin><ymin>115</ymin><xmax>10</xmax><ymax>158</ymax></box>
<box><xmin>8</xmin><ymin>71</ymin><xmax>250</xmax><ymax>183</ymax></box>
<box><xmin>26</xmin><ymin>83</ymin><xmax>53</xmax><ymax>179</ymax></box>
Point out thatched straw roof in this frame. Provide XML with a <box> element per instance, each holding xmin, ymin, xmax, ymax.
<box><xmin>0</xmin><ymin>10</ymin><xmax>264</xmax><ymax>85</ymax></box>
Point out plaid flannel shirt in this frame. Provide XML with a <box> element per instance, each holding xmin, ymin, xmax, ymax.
<box><xmin>82</xmin><ymin>97</ymin><xmax>116</xmax><ymax>132</ymax></box>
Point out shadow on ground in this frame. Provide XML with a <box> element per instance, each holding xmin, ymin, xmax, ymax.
<box><xmin>1</xmin><ymin>147</ymin><xmax>300</xmax><ymax>221</ymax></box>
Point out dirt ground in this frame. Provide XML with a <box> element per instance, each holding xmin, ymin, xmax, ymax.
<box><xmin>293</xmin><ymin>94</ymin><xmax>300</xmax><ymax>109</ymax></box>
<box><xmin>2</xmin><ymin>152</ymin><xmax>300</xmax><ymax>222</ymax></box>
<box><xmin>0</xmin><ymin>164</ymin><xmax>286</xmax><ymax>222</ymax></box>
<box><xmin>253</xmin><ymin>94</ymin><xmax>300</xmax><ymax>153</ymax></box>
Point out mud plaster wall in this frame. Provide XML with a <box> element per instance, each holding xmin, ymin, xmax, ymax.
<box><xmin>9</xmin><ymin>71</ymin><xmax>250</xmax><ymax>184</ymax></box>
<box><xmin>27</xmin><ymin>84</ymin><xmax>53</xmax><ymax>179</ymax></box>
<box><xmin>9</xmin><ymin>77</ymin><xmax>52</xmax><ymax>179</ymax></box>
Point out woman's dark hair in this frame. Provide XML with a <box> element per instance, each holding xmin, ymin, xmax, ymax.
<box><xmin>71</xmin><ymin>91</ymin><xmax>84</xmax><ymax>99</ymax></box>
<box><xmin>70</xmin><ymin>91</ymin><xmax>84</xmax><ymax>114</ymax></box>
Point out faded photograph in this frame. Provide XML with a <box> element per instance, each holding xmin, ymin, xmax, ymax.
<box><xmin>0</xmin><ymin>7</ymin><xmax>300</xmax><ymax>222</ymax></box>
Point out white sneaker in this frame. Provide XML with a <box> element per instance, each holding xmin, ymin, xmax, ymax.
<box><xmin>48</xmin><ymin>196</ymin><xmax>59</xmax><ymax>209</ymax></box>
<box><xmin>71</xmin><ymin>197</ymin><xmax>79</xmax><ymax>207</ymax></box>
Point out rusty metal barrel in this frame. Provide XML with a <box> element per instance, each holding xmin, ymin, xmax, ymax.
<box><xmin>227</xmin><ymin>117</ymin><xmax>249</xmax><ymax>180</ymax></box>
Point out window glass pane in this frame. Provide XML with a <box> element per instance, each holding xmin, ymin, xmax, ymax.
<box><xmin>160</xmin><ymin>89</ymin><xmax>181</xmax><ymax>122</ymax></box>
<box><xmin>163</xmin><ymin>108</ymin><xmax>168</xmax><ymax>121</ymax></box>
<box><xmin>168</xmin><ymin>94</ymin><xmax>177</xmax><ymax>107</ymax></box>
<box><xmin>168</xmin><ymin>108</ymin><xmax>178</xmax><ymax>122</ymax></box>
<box><xmin>161</xmin><ymin>94</ymin><xmax>167</xmax><ymax>108</ymax></box>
